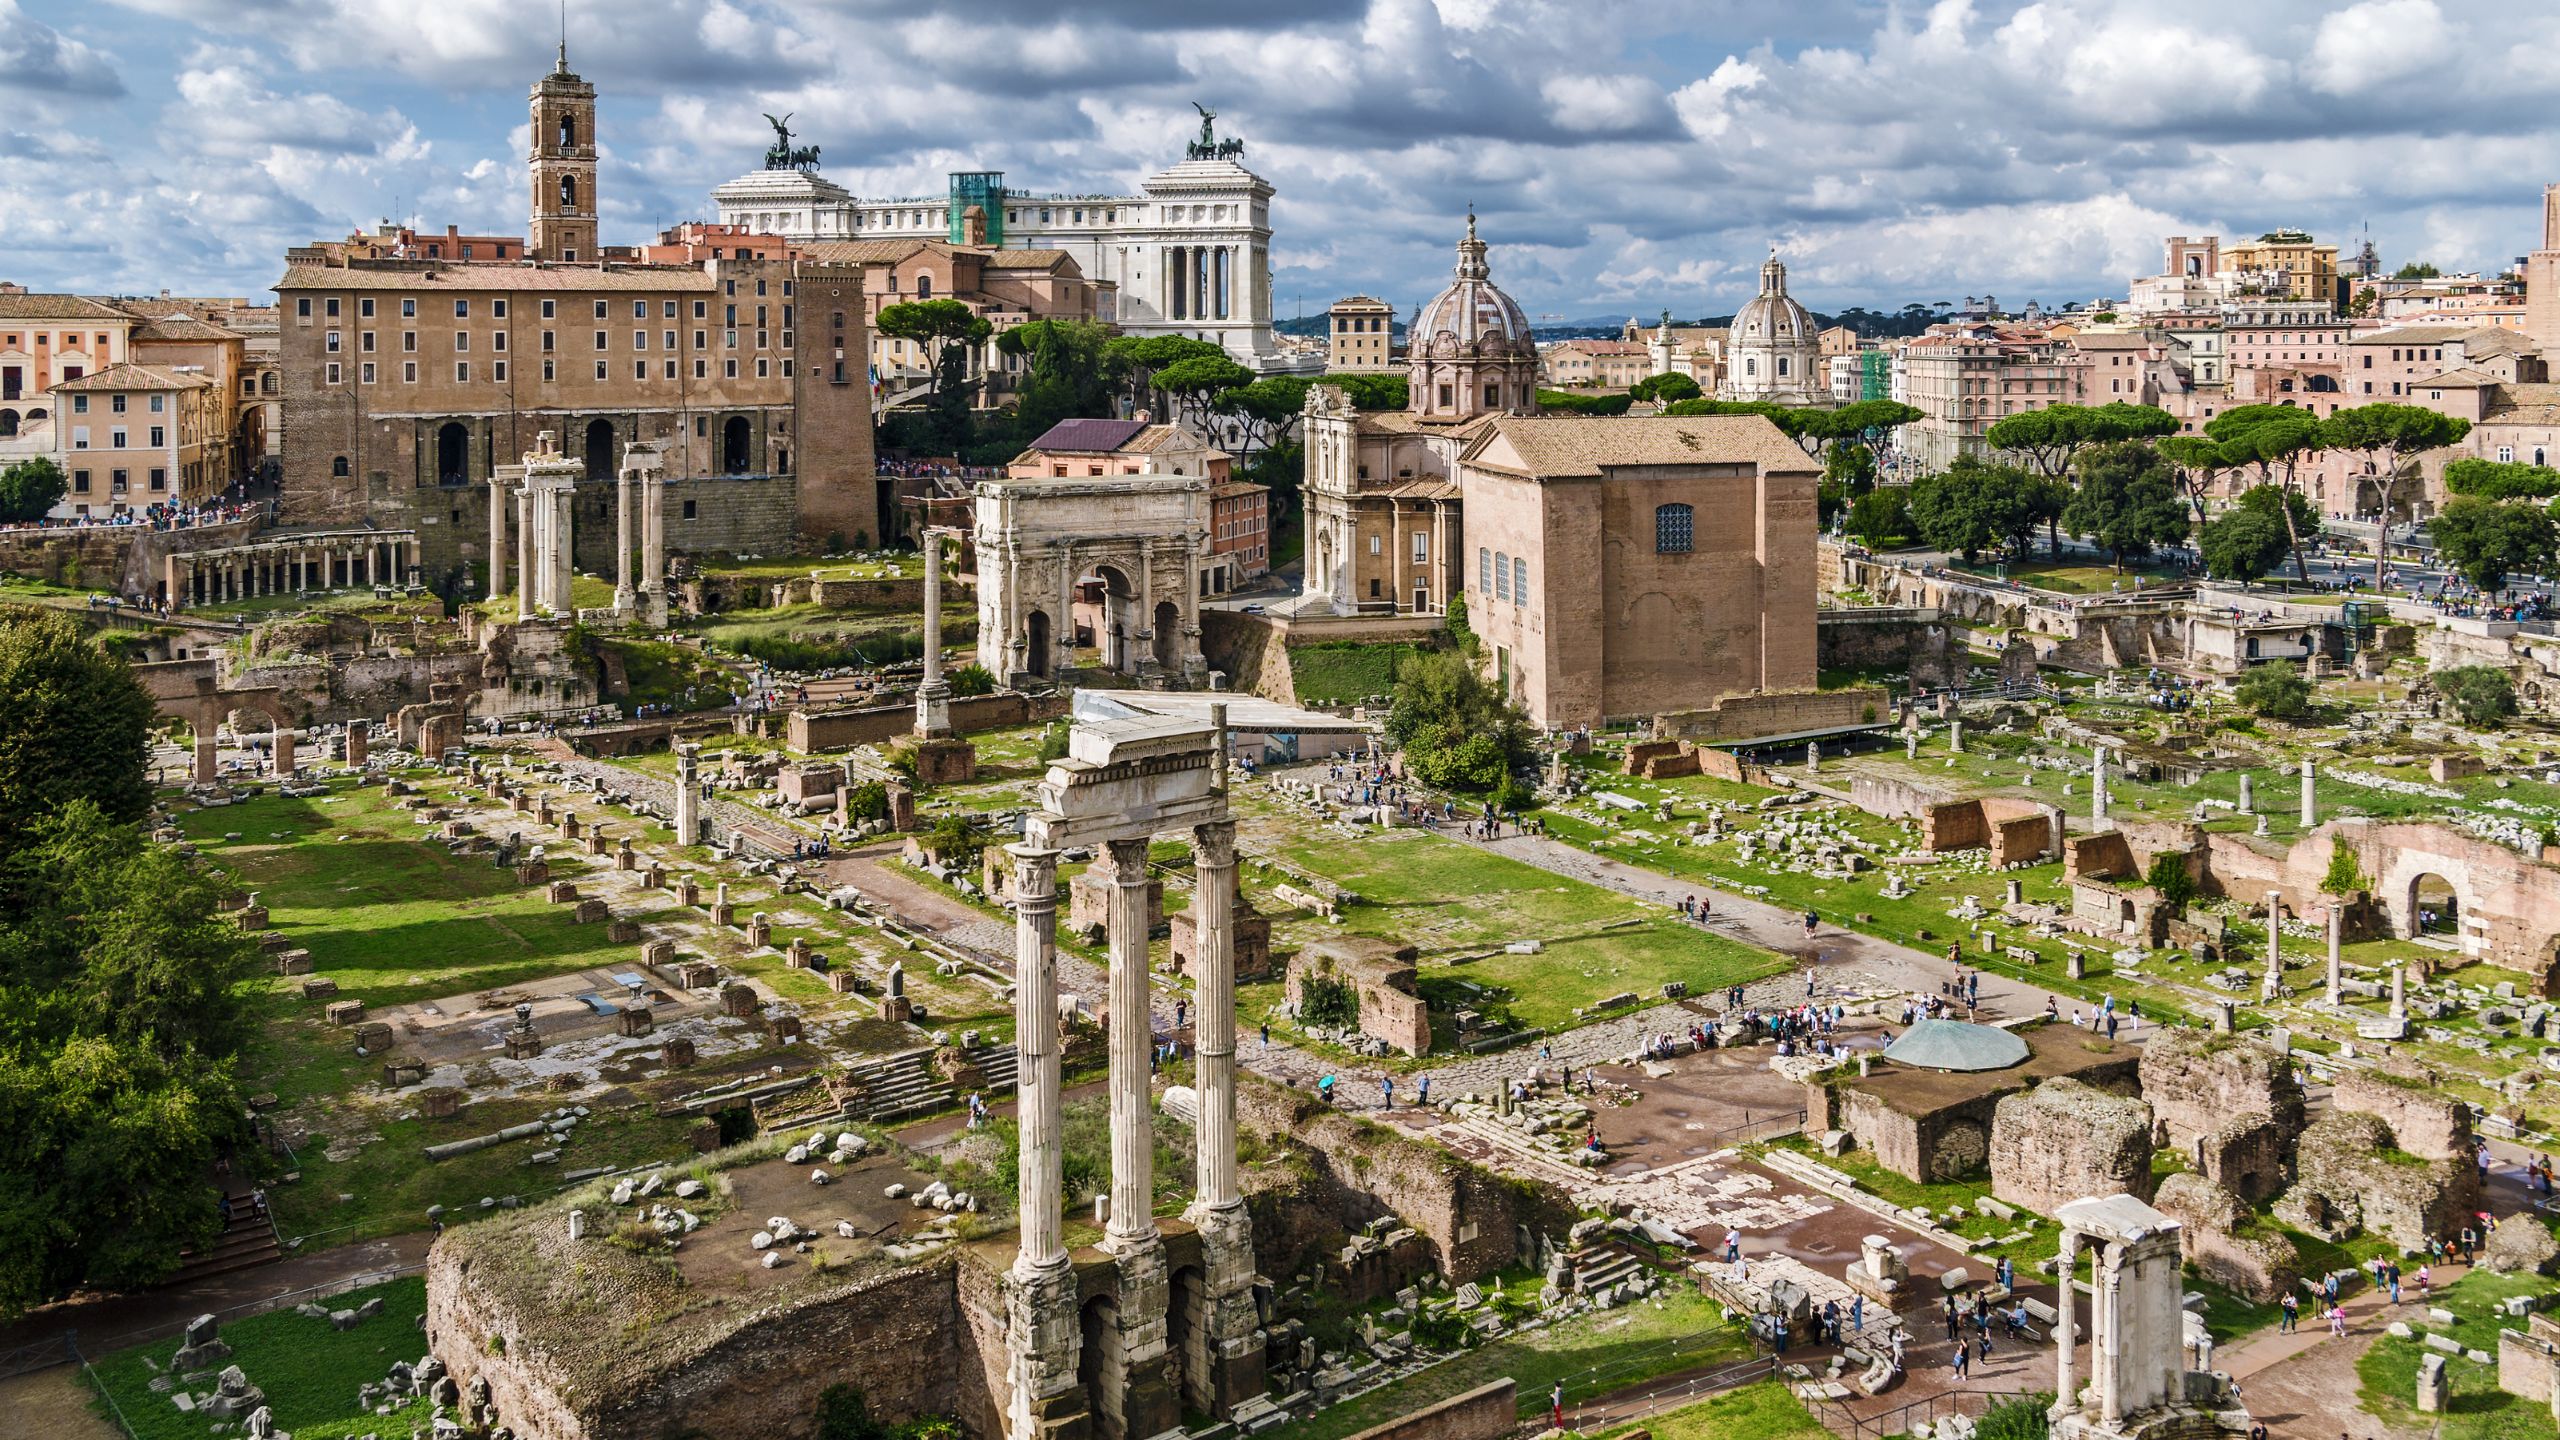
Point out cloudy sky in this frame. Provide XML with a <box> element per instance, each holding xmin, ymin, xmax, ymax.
<box><xmin>4</xmin><ymin>0</ymin><xmax>2551</xmax><ymax>320</ymax></box>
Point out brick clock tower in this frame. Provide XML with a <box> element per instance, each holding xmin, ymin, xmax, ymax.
<box><xmin>528</xmin><ymin>46</ymin><xmax>597</xmax><ymax>262</ymax></box>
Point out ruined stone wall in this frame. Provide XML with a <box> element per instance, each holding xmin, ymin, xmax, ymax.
<box><xmin>1234</xmin><ymin>1075</ymin><xmax>1562</xmax><ymax>1283</ymax></box>
<box><xmin>1818</xmin><ymin>610</ymin><xmax>1959</xmax><ymax>690</ymax></box>
<box><xmin>1988</xmin><ymin>1078</ymin><xmax>2154</xmax><ymax>1217</ymax></box>
<box><xmin>2334</xmin><ymin>1070</ymin><xmax>2474</xmax><ymax>1162</ymax></box>
<box><xmin>953</xmin><ymin>1246</ymin><xmax>1014</xmax><ymax>1440</ymax></box>
<box><xmin>2205</xmin><ymin>818</ymin><xmax>2560</xmax><ymax>967</ymax></box>
<box><xmin>2137</xmin><ymin>1030</ymin><xmax>2305</xmax><ymax>1162</ymax></box>
<box><xmin>0</xmin><ymin>513</ymin><xmax>264</xmax><ymax>596</ymax></box>
<box><xmin>787</xmin><ymin>692</ymin><xmax>1063</xmax><ymax>753</ymax></box>
<box><xmin>2153</xmin><ymin>1174</ymin><xmax>2301</xmax><ymax>1304</ymax></box>
<box><xmin>2067</xmin><ymin>832</ymin><xmax>2140</xmax><ymax>882</ymax></box>
<box><xmin>2285</xmin><ymin>1111</ymin><xmax>2479</xmax><ymax>1250</ymax></box>
<box><xmin>2498</xmin><ymin>1313</ymin><xmax>2560</xmax><ymax>1405</ymax></box>
<box><xmin>1337</xmin><ymin>1380</ymin><xmax>1519</xmax><ymax>1440</ymax></box>
<box><xmin>1200</xmin><ymin>608</ymin><xmax>1297</xmax><ymax>705</ymax></box>
<box><xmin>427</xmin><ymin>1217</ymin><xmax>966</xmax><ymax>1440</ymax></box>
<box><xmin>1842</xmin><ymin>1086</ymin><xmax>2004</xmax><ymax>1184</ymax></box>
<box><xmin>1652</xmin><ymin>687</ymin><xmax>1888</xmax><ymax>743</ymax></box>
<box><xmin>1850</xmin><ymin>774</ymin><xmax>1951</xmax><ymax>825</ymax></box>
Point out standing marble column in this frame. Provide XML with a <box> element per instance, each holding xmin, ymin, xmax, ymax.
<box><xmin>516</xmin><ymin>490</ymin><xmax>535</xmax><ymax>621</ymax></box>
<box><xmin>2091</xmin><ymin>746</ymin><xmax>2110</xmax><ymax>824</ymax></box>
<box><xmin>1189</xmin><ymin>818</ymin><xmax>1240</xmax><ymax>1214</ymax></box>
<box><xmin>550</xmin><ymin>481</ymin><xmax>575</xmax><ymax>615</ymax></box>
<box><xmin>2326</xmin><ymin>904</ymin><xmax>2344</xmax><ymax>1005</ymax></box>
<box><xmin>2261</xmin><ymin>890</ymin><xmax>2284</xmax><ymax>999</ymax></box>
<box><xmin>1104</xmin><ymin>835</ymin><xmax>1158</xmax><ymax>1247</ymax></box>
<box><xmin>916</xmin><ymin>529</ymin><xmax>951</xmax><ymax>736</ymax></box>
<box><xmin>2237</xmin><ymin>772</ymin><xmax>2254</xmax><ymax>814</ymax></box>
<box><xmin>1011</xmin><ymin>844</ymin><xmax>1065</xmax><ymax>1265</ymax></box>
<box><xmin>642</xmin><ymin>471</ymin><xmax>668</xmax><ymax>628</ymax></box>
<box><xmin>1056</xmin><ymin>544</ymin><xmax>1078</xmax><ymax>676</ymax></box>
<box><xmin>1004</xmin><ymin>842</ymin><xmax>1083</xmax><ymax>1440</ymax></box>
<box><xmin>674</xmin><ymin>743</ymin><xmax>702</xmax><ymax>847</ymax></box>
<box><xmin>2300</xmin><ymin>758</ymin><xmax>2317</xmax><ymax>828</ymax></box>
<box><xmin>2391</xmin><ymin>963</ymin><xmax>2407</xmax><ymax>1018</ymax></box>
<box><xmin>614</xmin><ymin>461</ymin><xmax>637</xmax><ymax>618</ymax></box>
<box><xmin>2055</xmin><ymin>1226</ymin><xmax>2080</xmax><ymax>1414</ymax></box>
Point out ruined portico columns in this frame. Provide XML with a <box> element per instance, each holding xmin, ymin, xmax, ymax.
<box><xmin>614</xmin><ymin>457</ymin><xmax>638</xmax><ymax>619</ymax></box>
<box><xmin>2054</xmin><ymin>1226</ymin><xmax>2080</xmax><ymax>1415</ymax></box>
<box><xmin>1004</xmin><ymin>841</ymin><xmax>1084</xmax><ymax>1440</ymax></box>
<box><xmin>1104</xmin><ymin>835</ymin><xmax>1159</xmax><ymax>1249</ymax></box>
<box><xmin>917</xmin><ymin>528</ymin><xmax>953</xmax><ymax>737</ymax></box>
<box><xmin>1189</xmin><ymin>819</ymin><xmax>1240</xmax><ymax>1216</ymax></box>
<box><xmin>488</xmin><ymin>475</ymin><xmax>509</xmax><ymax>598</ymax></box>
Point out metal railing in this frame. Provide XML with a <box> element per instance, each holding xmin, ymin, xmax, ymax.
<box><xmin>1808</xmin><ymin>1384</ymin><xmax>2043</xmax><ymax>1440</ymax></box>
<box><xmin>1697</xmin><ymin>1107</ymin><xmax>1809</xmax><ymax>1151</ymax></box>
<box><xmin>0</xmin><ymin>1332</ymin><xmax>77</xmax><ymax>1381</ymax></box>
<box><xmin>84</xmin><ymin>1260</ymin><xmax>429</xmax><ymax>1357</ymax></box>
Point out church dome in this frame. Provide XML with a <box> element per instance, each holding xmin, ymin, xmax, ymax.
<box><xmin>1734</xmin><ymin>253</ymin><xmax>1814</xmax><ymax>346</ymax></box>
<box><xmin>1413</xmin><ymin>213</ymin><xmax>1534</xmax><ymax>357</ymax></box>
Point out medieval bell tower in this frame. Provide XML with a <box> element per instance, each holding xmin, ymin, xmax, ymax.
<box><xmin>527</xmin><ymin>44</ymin><xmax>598</xmax><ymax>262</ymax></box>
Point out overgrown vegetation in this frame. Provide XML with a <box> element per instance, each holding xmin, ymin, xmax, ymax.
<box><xmin>2233</xmin><ymin>661</ymin><xmax>2312</xmax><ymax>721</ymax></box>
<box><xmin>1385</xmin><ymin>649</ymin><xmax>1535</xmax><ymax>802</ymax></box>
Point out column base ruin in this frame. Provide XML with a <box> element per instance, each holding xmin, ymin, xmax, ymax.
<box><xmin>1183</xmin><ymin>1202</ymin><xmax>1268</xmax><ymax>1417</ymax></box>
<box><xmin>1102</xmin><ymin>1235</ymin><xmax>1179</xmax><ymax>1440</ymax></box>
<box><xmin>1005</xmin><ymin>1259</ymin><xmax>1091</xmax><ymax>1440</ymax></box>
<box><xmin>901</xmin><ymin>734</ymin><xmax>981</xmax><ymax>787</ymax></box>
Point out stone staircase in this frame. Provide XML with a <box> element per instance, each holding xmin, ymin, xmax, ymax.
<box><xmin>167</xmin><ymin>1188</ymin><xmax>282</xmax><ymax>1286</ymax></box>
<box><xmin>837</xmin><ymin>1044</ymin><xmax>1021</xmax><ymax>1124</ymax></box>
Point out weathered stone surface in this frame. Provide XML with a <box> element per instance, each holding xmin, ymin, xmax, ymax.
<box><xmin>2284</xmin><ymin>1110</ymin><xmax>2477</xmax><ymax>1250</ymax></box>
<box><xmin>1989</xmin><ymin>1077</ymin><xmax>2153</xmax><ymax>1217</ymax></box>
<box><xmin>2334</xmin><ymin>1068</ymin><xmax>2474</xmax><ymax>1162</ymax></box>
<box><xmin>2483</xmin><ymin>1215</ymin><xmax>2560</xmax><ymax>1275</ymax></box>
<box><xmin>2137</xmin><ymin>1028</ymin><xmax>2304</xmax><ymax>1202</ymax></box>
<box><xmin>2153</xmin><ymin>1173</ymin><xmax>2300</xmax><ymax>1304</ymax></box>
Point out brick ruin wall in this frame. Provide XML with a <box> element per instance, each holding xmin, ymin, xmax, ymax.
<box><xmin>2333</xmin><ymin>1070</ymin><xmax>2475</xmax><ymax>1162</ymax></box>
<box><xmin>1235</xmin><ymin>1074</ymin><xmax>1565</xmax><ymax>1283</ymax></box>
<box><xmin>1987</xmin><ymin>1078</ymin><xmax>2154</xmax><ymax>1218</ymax></box>
<box><xmin>0</xmin><ymin>513</ymin><xmax>265</xmax><ymax>596</ymax></box>
<box><xmin>788</xmin><ymin>691</ymin><xmax>1066</xmax><ymax>752</ymax></box>
<box><xmin>1817</xmin><ymin>610</ymin><xmax>1960</xmax><ymax>691</ymax></box>
<box><xmin>1336</xmin><ymin>1380</ymin><xmax>1520</xmax><ymax>1440</ymax></box>
<box><xmin>1651</xmin><ymin>686</ymin><xmax>1889</xmax><ymax>743</ymax></box>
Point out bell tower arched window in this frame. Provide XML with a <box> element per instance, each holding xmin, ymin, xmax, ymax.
<box><xmin>560</xmin><ymin>175</ymin><xmax>577</xmax><ymax>209</ymax></box>
<box><xmin>559</xmin><ymin>114</ymin><xmax>576</xmax><ymax>148</ymax></box>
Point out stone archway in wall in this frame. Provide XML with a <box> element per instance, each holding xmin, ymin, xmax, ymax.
<box><xmin>1024</xmin><ymin>609</ymin><xmax>1052</xmax><ymax>678</ymax></box>
<box><xmin>2409</xmin><ymin>872</ymin><xmax>2461</xmax><ymax>941</ymax></box>
<box><xmin>1170</xmin><ymin>1262</ymin><xmax>1210</xmax><ymax>1417</ymax></box>
<box><xmin>1153</xmin><ymin>600</ymin><xmax>1181</xmax><ymax>672</ymax></box>
<box><xmin>1088</xmin><ymin>563</ymin><xmax>1140</xmax><ymax>674</ymax></box>
<box><xmin>583</xmin><ymin>419</ymin><xmax>616</xmax><ymax>483</ymax></box>
<box><xmin>1080</xmin><ymin>1294</ymin><xmax>1126</xmax><ymax>1440</ymax></box>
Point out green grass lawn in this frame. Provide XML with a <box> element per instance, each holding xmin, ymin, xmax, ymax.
<box><xmin>1593</xmin><ymin>1381</ymin><xmax>1825</xmax><ymax>1440</ymax></box>
<box><xmin>1247</xmin><ymin>818</ymin><xmax>1787</xmax><ymax>1038</ymax></box>
<box><xmin>88</xmin><ymin>1277</ymin><xmax>433</xmax><ymax>1440</ymax></box>
<box><xmin>2356</xmin><ymin>1265</ymin><xmax>2560</xmax><ymax>1440</ymax></box>
<box><xmin>697</xmin><ymin>553</ymin><xmax>928</xmax><ymax>580</ymax></box>
<box><xmin>1265</xmin><ymin>1283</ymin><xmax>1749</xmax><ymax>1440</ymax></box>
<box><xmin>1288</xmin><ymin>642</ymin><xmax>1423</xmax><ymax>706</ymax></box>
<box><xmin>1952</xmin><ymin>558</ymin><xmax>2186</xmax><ymax>595</ymax></box>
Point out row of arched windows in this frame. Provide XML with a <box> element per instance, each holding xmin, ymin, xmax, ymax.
<box><xmin>1478</xmin><ymin>547</ymin><xmax>1527</xmax><ymax>607</ymax></box>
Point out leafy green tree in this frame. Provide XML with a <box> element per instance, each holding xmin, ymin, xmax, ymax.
<box><xmin>1319</xmin><ymin>372</ymin><xmax>1408</xmax><ymax>410</ymax></box>
<box><xmin>0</xmin><ymin>606</ymin><xmax>156</xmax><ymax>848</ymax></box>
<box><xmin>2145</xmin><ymin>852</ymin><xmax>2196</xmax><ymax>908</ymax></box>
<box><xmin>947</xmin><ymin>663</ymin><xmax>995</xmax><ymax>697</ymax></box>
<box><xmin>2234</xmin><ymin>661</ymin><xmax>2313</xmax><ymax>721</ymax></box>
<box><xmin>2443</xmin><ymin>457</ymin><xmax>2560</xmax><ymax>500</ymax></box>
<box><xmin>1984</xmin><ymin>402</ymin><xmax>2178</xmax><ymax>477</ymax></box>
<box><xmin>2197</xmin><ymin>506</ymin><xmax>2290</xmax><ymax>583</ymax></box>
<box><xmin>2156</xmin><ymin>435</ymin><xmax>2236</xmax><ymax>527</ymax></box>
<box><xmin>2062</xmin><ymin>441</ymin><xmax>2190</xmax><ymax>569</ymax></box>
<box><xmin>0</xmin><ymin>801</ymin><xmax>263</xmax><ymax>1316</ymax></box>
<box><xmin>2436</xmin><ymin>665</ymin><xmax>2519</xmax><ymax>727</ymax></box>
<box><xmin>994</xmin><ymin>319</ymin><xmax>1123</xmax><ymax>444</ymax></box>
<box><xmin>1627</xmin><ymin>372</ymin><xmax>1702</xmax><ymax>404</ymax></box>
<box><xmin>1845</xmin><ymin>486</ymin><xmax>1913</xmax><ymax>547</ymax></box>
<box><xmin>1535</xmin><ymin>389</ymin><xmax>1633</xmax><ymax>416</ymax></box>
<box><xmin>1214</xmin><ymin>376</ymin><xmax>1311</xmax><ymax>454</ymax></box>
<box><xmin>2394</xmin><ymin>260</ymin><xmax>2441</xmax><ymax>280</ymax></box>
<box><xmin>1661</xmin><ymin>397</ymin><xmax>1789</xmax><ymax>423</ymax></box>
<box><xmin>0</xmin><ymin>458</ymin><xmax>67</xmax><ymax>523</ymax></box>
<box><xmin>2320</xmin><ymin>842</ymin><xmax>2370</xmax><ymax>896</ymax></box>
<box><xmin>925</xmin><ymin>813</ymin><xmax>984</xmax><ymax>868</ymax></box>
<box><xmin>875</xmin><ymin>301</ymin><xmax>991</xmax><ymax>397</ymax></box>
<box><xmin>2430</xmin><ymin>495</ymin><xmax>2560</xmax><ymax>595</ymax></box>
<box><xmin>1906</xmin><ymin>459</ymin><xmax>2029</xmax><ymax>564</ymax></box>
<box><xmin>843</xmin><ymin>782</ymin><xmax>889</xmax><ymax>823</ymax></box>
<box><xmin>2319</xmin><ymin>403</ymin><xmax>2471</xmax><ymax>587</ymax></box>
<box><xmin>2206</xmin><ymin>406</ymin><xmax>2326</xmax><ymax>579</ymax></box>
<box><xmin>1106</xmin><ymin>335</ymin><xmax>1228</xmax><ymax>414</ymax></box>
<box><xmin>1824</xmin><ymin>440</ymin><xmax>1878</xmax><ymax>494</ymax></box>
<box><xmin>1154</xmin><ymin>355</ymin><xmax>1255</xmax><ymax>428</ymax></box>
<box><xmin>1444</xmin><ymin>591</ymin><xmax>1474</xmax><ymax>652</ymax></box>
<box><xmin>1386</xmin><ymin>649</ymin><xmax>1532</xmax><ymax>795</ymax></box>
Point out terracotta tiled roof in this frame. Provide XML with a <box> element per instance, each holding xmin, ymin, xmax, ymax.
<box><xmin>1466</xmin><ymin>413</ymin><xmax>1815</xmax><ymax>478</ymax></box>
<box><xmin>2411</xmin><ymin>367</ymin><xmax>2500</xmax><ymax>388</ymax></box>
<box><xmin>1025</xmin><ymin>417</ymin><xmax>1149</xmax><ymax>453</ymax></box>
<box><xmin>132</xmin><ymin>316</ymin><xmax>243</xmax><ymax>342</ymax></box>
<box><xmin>49</xmin><ymin>362</ymin><xmax>214</xmax><ymax>392</ymax></box>
<box><xmin>0</xmin><ymin>293</ymin><xmax>131</xmax><ymax>322</ymax></box>
<box><xmin>274</xmin><ymin>264</ymin><xmax>717</xmax><ymax>292</ymax></box>
<box><xmin>2346</xmin><ymin>324</ymin><xmax>2485</xmax><ymax>346</ymax></box>
<box><xmin>2484</xmin><ymin>383</ymin><xmax>2560</xmax><ymax>424</ymax></box>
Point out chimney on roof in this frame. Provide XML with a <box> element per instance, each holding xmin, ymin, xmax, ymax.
<box><xmin>1133</xmin><ymin>408</ymin><xmax>1152</xmax><ymax>424</ymax></box>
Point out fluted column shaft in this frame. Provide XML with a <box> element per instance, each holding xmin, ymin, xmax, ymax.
<box><xmin>1105</xmin><ymin>836</ymin><xmax>1157</xmax><ymax>1247</ymax></box>
<box><xmin>489</xmin><ymin>476</ymin><xmax>508</xmax><ymax>597</ymax></box>
<box><xmin>615</xmin><ymin>465</ymin><xmax>636</xmax><ymax>615</ymax></box>
<box><xmin>1011</xmin><ymin>845</ymin><xmax>1066</xmax><ymax>1271</ymax></box>
<box><xmin>1191</xmin><ymin>820</ymin><xmax>1239</xmax><ymax>1212</ymax></box>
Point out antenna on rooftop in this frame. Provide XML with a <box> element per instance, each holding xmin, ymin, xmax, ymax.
<box><xmin>556</xmin><ymin>0</ymin><xmax>568</xmax><ymax>72</ymax></box>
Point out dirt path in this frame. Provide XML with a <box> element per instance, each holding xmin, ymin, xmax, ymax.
<box><xmin>0</xmin><ymin>1232</ymin><xmax>431</xmax><ymax>1355</ymax></box>
<box><xmin>0</xmin><ymin>1366</ymin><xmax>120</xmax><ymax>1440</ymax></box>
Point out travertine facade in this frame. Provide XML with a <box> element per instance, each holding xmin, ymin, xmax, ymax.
<box><xmin>972</xmin><ymin>468</ymin><xmax>1208</xmax><ymax>685</ymax></box>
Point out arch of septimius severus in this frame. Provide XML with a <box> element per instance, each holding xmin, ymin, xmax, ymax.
<box><xmin>1002</xmin><ymin>708</ymin><xmax>1261</xmax><ymax>1440</ymax></box>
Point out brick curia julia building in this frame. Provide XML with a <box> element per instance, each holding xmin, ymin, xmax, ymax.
<box><xmin>272</xmin><ymin>48</ymin><xmax>877</xmax><ymax>591</ymax></box>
